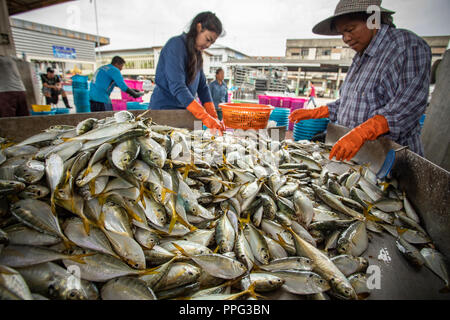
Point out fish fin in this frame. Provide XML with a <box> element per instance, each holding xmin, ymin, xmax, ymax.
<box><xmin>50</xmin><ymin>192</ymin><xmax>57</xmax><ymax>216</ymax></box>
<box><xmin>213</xmin><ymin>245</ymin><xmax>220</xmax><ymax>253</ymax></box>
<box><xmin>167</xmin><ymin>201</ymin><xmax>196</xmax><ymax>233</ymax></box>
<box><xmin>380</xmin><ymin>182</ymin><xmax>391</xmax><ymax>192</ymax></box>
<box><xmin>396</xmin><ymin>227</ymin><xmax>408</xmax><ymax>235</ymax></box>
<box><xmin>82</xmin><ymin>166</ymin><xmax>92</xmax><ymax>178</ymax></box>
<box><xmin>64</xmin><ymin>169</ymin><xmax>71</xmax><ymax>185</ymax></box>
<box><xmin>82</xmin><ymin>217</ymin><xmax>91</xmax><ymax>236</ymax></box>
<box><xmin>68</xmin><ymin>252</ymin><xmax>96</xmax><ymax>264</ymax></box>
<box><xmin>227</xmin><ymin>282</ymin><xmax>258</xmax><ymax>300</ymax></box>
<box><xmin>89</xmin><ymin>179</ymin><xmax>96</xmax><ymax>196</ymax></box>
<box><xmin>171</xmin><ymin>242</ymin><xmax>190</xmax><ymax>258</ymax></box>
<box><xmin>139</xmin><ymin>268</ymin><xmax>159</xmax><ymax>276</ymax></box>
<box><xmin>276</xmin><ymin>233</ymin><xmax>289</xmax><ymax>247</ymax></box>
<box><xmin>0</xmin><ymin>265</ymin><xmax>17</xmax><ymax>275</ymax></box>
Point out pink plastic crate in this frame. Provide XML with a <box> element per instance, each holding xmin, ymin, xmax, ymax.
<box><xmin>121</xmin><ymin>79</ymin><xmax>144</xmax><ymax>101</ymax></box>
<box><xmin>258</xmin><ymin>95</ymin><xmax>269</xmax><ymax>105</ymax></box>
<box><xmin>269</xmin><ymin>96</ymin><xmax>281</xmax><ymax>108</ymax></box>
<box><xmin>281</xmin><ymin>97</ymin><xmax>292</xmax><ymax>109</ymax></box>
<box><xmin>111</xmin><ymin>99</ymin><xmax>127</xmax><ymax>111</ymax></box>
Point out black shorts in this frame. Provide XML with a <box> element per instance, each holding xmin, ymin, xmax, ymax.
<box><xmin>90</xmin><ymin>100</ymin><xmax>112</xmax><ymax>112</ymax></box>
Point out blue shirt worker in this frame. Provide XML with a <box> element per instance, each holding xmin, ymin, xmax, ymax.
<box><xmin>150</xmin><ymin>12</ymin><xmax>225</xmax><ymax>133</ymax></box>
<box><xmin>89</xmin><ymin>56</ymin><xmax>143</xmax><ymax>112</ymax></box>
<box><xmin>209</xmin><ymin>68</ymin><xmax>228</xmax><ymax>120</ymax></box>
<box><xmin>289</xmin><ymin>0</ymin><xmax>431</xmax><ymax>161</ymax></box>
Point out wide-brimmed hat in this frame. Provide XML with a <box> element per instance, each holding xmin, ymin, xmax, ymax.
<box><xmin>312</xmin><ymin>0</ymin><xmax>395</xmax><ymax>36</ymax></box>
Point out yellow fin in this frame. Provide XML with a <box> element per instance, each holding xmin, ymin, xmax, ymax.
<box><xmin>67</xmin><ymin>252</ymin><xmax>96</xmax><ymax>264</ymax></box>
<box><xmin>213</xmin><ymin>245</ymin><xmax>220</xmax><ymax>254</ymax></box>
<box><xmin>396</xmin><ymin>227</ymin><xmax>408</xmax><ymax>235</ymax></box>
<box><xmin>171</xmin><ymin>242</ymin><xmax>190</xmax><ymax>258</ymax></box>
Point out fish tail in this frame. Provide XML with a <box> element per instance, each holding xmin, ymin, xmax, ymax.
<box><xmin>68</xmin><ymin>252</ymin><xmax>95</xmax><ymax>264</ymax></box>
<box><xmin>171</xmin><ymin>242</ymin><xmax>190</xmax><ymax>258</ymax></box>
<box><xmin>167</xmin><ymin>202</ymin><xmax>196</xmax><ymax>233</ymax></box>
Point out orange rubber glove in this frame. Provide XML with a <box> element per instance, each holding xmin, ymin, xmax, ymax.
<box><xmin>288</xmin><ymin>106</ymin><xmax>330</xmax><ymax>123</ymax></box>
<box><xmin>187</xmin><ymin>99</ymin><xmax>225</xmax><ymax>133</ymax></box>
<box><xmin>204</xmin><ymin>101</ymin><xmax>219</xmax><ymax>119</ymax></box>
<box><xmin>329</xmin><ymin>115</ymin><xmax>390</xmax><ymax>162</ymax></box>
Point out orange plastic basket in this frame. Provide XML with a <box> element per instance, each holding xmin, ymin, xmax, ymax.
<box><xmin>219</xmin><ymin>103</ymin><xmax>274</xmax><ymax>130</ymax></box>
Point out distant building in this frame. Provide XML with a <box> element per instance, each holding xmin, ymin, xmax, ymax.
<box><xmin>96</xmin><ymin>47</ymin><xmax>162</xmax><ymax>80</ymax></box>
<box><xmin>97</xmin><ymin>43</ymin><xmax>249</xmax><ymax>83</ymax></box>
<box><xmin>204</xmin><ymin>44</ymin><xmax>250</xmax><ymax>81</ymax></box>
<box><xmin>10</xmin><ymin>17</ymin><xmax>110</xmax><ymax>77</ymax></box>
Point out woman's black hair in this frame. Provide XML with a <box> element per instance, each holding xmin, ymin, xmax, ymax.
<box><xmin>185</xmin><ymin>12</ymin><xmax>223</xmax><ymax>84</ymax></box>
<box><xmin>331</xmin><ymin>11</ymin><xmax>396</xmax><ymax>32</ymax></box>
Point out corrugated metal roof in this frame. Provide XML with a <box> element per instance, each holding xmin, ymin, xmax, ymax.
<box><xmin>7</xmin><ymin>0</ymin><xmax>73</xmax><ymax>15</ymax></box>
<box><xmin>10</xmin><ymin>17</ymin><xmax>110</xmax><ymax>47</ymax></box>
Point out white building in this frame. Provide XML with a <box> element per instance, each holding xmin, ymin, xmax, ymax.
<box><xmin>204</xmin><ymin>44</ymin><xmax>250</xmax><ymax>82</ymax></box>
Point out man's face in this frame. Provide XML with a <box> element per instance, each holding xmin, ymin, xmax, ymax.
<box><xmin>335</xmin><ymin>16</ymin><xmax>377</xmax><ymax>54</ymax></box>
<box><xmin>216</xmin><ymin>70</ymin><xmax>224</xmax><ymax>82</ymax></box>
<box><xmin>195</xmin><ymin>23</ymin><xmax>218</xmax><ymax>51</ymax></box>
<box><xmin>115</xmin><ymin>63</ymin><xmax>124</xmax><ymax>71</ymax></box>
<box><xmin>47</xmin><ymin>72</ymin><xmax>55</xmax><ymax>79</ymax></box>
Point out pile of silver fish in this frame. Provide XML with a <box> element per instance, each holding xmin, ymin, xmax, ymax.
<box><xmin>0</xmin><ymin>110</ymin><xmax>448</xmax><ymax>300</ymax></box>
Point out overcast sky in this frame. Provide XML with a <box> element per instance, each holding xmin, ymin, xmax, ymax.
<box><xmin>13</xmin><ymin>0</ymin><xmax>450</xmax><ymax>56</ymax></box>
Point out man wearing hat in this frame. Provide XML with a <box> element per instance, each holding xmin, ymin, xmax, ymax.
<box><xmin>289</xmin><ymin>0</ymin><xmax>431</xmax><ymax>161</ymax></box>
<box><xmin>41</xmin><ymin>67</ymin><xmax>72</xmax><ymax>109</ymax></box>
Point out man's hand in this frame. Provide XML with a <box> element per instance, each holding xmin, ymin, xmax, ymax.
<box><xmin>126</xmin><ymin>88</ymin><xmax>144</xmax><ymax>98</ymax></box>
<box><xmin>329</xmin><ymin>115</ymin><xmax>390</xmax><ymax>162</ymax></box>
<box><xmin>288</xmin><ymin>105</ymin><xmax>330</xmax><ymax>123</ymax></box>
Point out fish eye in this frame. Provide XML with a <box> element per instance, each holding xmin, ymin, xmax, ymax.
<box><xmin>134</xmin><ymin>264</ymin><xmax>139</xmax><ymax>268</ymax></box>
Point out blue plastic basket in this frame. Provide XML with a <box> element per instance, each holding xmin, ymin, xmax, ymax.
<box><xmin>54</xmin><ymin>108</ymin><xmax>70</xmax><ymax>114</ymax></box>
<box><xmin>31</xmin><ymin>110</ymin><xmax>56</xmax><ymax>116</ymax></box>
<box><xmin>127</xmin><ymin>102</ymin><xmax>149</xmax><ymax>110</ymax></box>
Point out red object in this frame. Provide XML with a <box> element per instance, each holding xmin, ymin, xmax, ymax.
<box><xmin>204</xmin><ymin>101</ymin><xmax>219</xmax><ymax>119</ymax></box>
<box><xmin>187</xmin><ymin>99</ymin><xmax>224</xmax><ymax>133</ymax></box>
<box><xmin>289</xmin><ymin>105</ymin><xmax>329</xmax><ymax>123</ymax></box>
<box><xmin>219</xmin><ymin>103</ymin><xmax>274</xmax><ymax>130</ymax></box>
<box><xmin>310</xmin><ymin>84</ymin><xmax>316</xmax><ymax>98</ymax></box>
<box><xmin>329</xmin><ymin>115</ymin><xmax>390</xmax><ymax>161</ymax></box>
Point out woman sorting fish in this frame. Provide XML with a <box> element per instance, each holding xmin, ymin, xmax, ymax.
<box><xmin>149</xmin><ymin>12</ymin><xmax>226</xmax><ymax>133</ymax></box>
<box><xmin>289</xmin><ymin>0</ymin><xmax>431</xmax><ymax>161</ymax></box>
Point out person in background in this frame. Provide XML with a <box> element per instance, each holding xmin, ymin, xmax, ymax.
<box><xmin>209</xmin><ymin>68</ymin><xmax>228</xmax><ymax>120</ymax></box>
<box><xmin>305</xmin><ymin>81</ymin><xmax>317</xmax><ymax>108</ymax></box>
<box><xmin>89</xmin><ymin>56</ymin><xmax>143</xmax><ymax>112</ymax></box>
<box><xmin>41</xmin><ymin>67</ymin><xmax>72</xmax><ymax>109</ymax></box>
<box><xmin>150</xmin><ymin>12</ymin><xmax>225</xmax><ymax>133</ymax></box>
<box><xmin>289</xmin><ymin>0</ymin><xmax>431</xmax><ymax>161</ymax></box>
<box><xmin>0</xmin><ymin>55</ymin><xmax>30</xmax><ymax>117</ymax></box>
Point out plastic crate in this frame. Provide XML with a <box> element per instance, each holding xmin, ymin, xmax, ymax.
<box><xmin>31</xmin><ymin>110</ymin><xmax>56</xmax><ymax>116</ymax></box>
<box><xmin>112</xmin><ymin>99</ymin><xmax>127</xmax><ymax>111</ymax></box>
<box><xmin>32</xmin><ymin>104</ymin><xmax>52</xmax><ymax>112</ymax></box>
<box><xmin>127</xmin><ymin>102</ymin><xmax>149</xmax><ymax>110</ymax></box>
<box><xmin>220</xmin><ymin>103</ymin><xmax>274</xmax><ymax>130</ymax></box>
